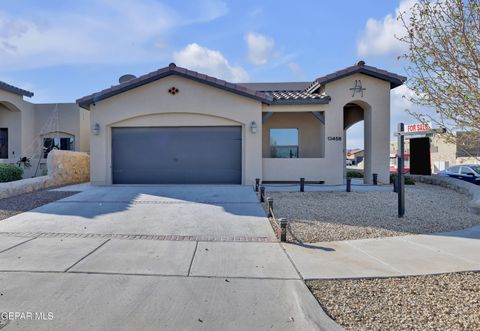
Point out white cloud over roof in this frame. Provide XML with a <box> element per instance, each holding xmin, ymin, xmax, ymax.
<box><xmin>173</xmin><ymin>43</ymin><xmax>249</xmax><ymax>82</ymax></box>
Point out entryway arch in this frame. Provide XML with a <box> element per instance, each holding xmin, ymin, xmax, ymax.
<box><xmin>343</xmin><ymin>100</ymin><xmax>373</xmax><ymax>184</ymax></box>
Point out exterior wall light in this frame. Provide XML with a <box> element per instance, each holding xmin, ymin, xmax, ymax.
<box><xmin>92</xmin><ymin>123</ymin><xmax>100</xmax><ymax>135</ymax></box>
<box><xmin>250</xmin><ymin>121</ymin><xmax>257</xmax><ymax>134</ymax></box>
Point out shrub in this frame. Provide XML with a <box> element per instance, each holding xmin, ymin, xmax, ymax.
<box><xmin>346</xmin><ymin>170</ymin><xmax>364</xmax><ymax>178</ymax></box>
<box><xmin>0</xmin><ymin>164</ymin><xmax>24</xmax><ymax>183</ymax></box>
<box><xmin>390</xmin><ymin>173</ymin><xmax>415</xmax><ymax>185</ymax></box>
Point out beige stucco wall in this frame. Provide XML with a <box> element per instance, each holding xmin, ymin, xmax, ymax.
<box><xmin>324</xmin><ymin>73</ymin><xmax>391</xmax><ymax>184</ymax></box>
<box><xmin>89</xmin><ymin>75</ymin><xmax>263</xmax><ymax>185</ymax></box>
<box><xmin>0</xmin><ymin>90</ymin><xmax>35</xmax><ymax>165</ymax></box>
<box><xmin>0</xmin><ymin>89</ymin><xmax>89</xmax><ymax>178</ymax></box>
<box><xmin>262</xmin><ymin>112</ymin><xmax>325</xmax><ymax>158</ymax></box>
<box><xmin>0</xmin><ymin>103</ymin><xmax>21</xmax><ymax>162</ymax></box>
<box><xmin>260</xmin><ymin>73</ymin><xmax>391</xmax><ymax>184</ymax></box>
<box><xmin>33</xmin><ymin>103</ymin><xmax>90</xmax><ymax>152</ymax></box>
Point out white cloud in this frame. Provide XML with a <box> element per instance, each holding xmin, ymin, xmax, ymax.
<box><xmin>245</xmin><ymin>32</ymin><xmax>275</xmax><ymax>65</ymax></box>
<box><xmin>173</xmin><ymin>43</ymin><xmax>249</xmax><ymax>82</ymax></box>
<box><xmin>288</xmin><ymin>62</ymin><xmax>305</xmax><ymax>80</ymax></box>
<box><xmin>357</xmin><ymin>0</ymin><xmax>415</xmax><ymax>57</ymax></box>
<box><xmin>0</xmin><ymin>0</ymin><xmax>228</xmax><ymax>70</ymax></box>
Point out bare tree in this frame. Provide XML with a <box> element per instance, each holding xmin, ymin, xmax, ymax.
<box><xmin>399</xmin><ymin>0</ymin><xmax>480</xmax><ymax>157</ymax></box>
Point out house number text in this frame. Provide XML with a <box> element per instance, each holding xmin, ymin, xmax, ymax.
<box><xmin>327</xmin><ymin>136</ymin><xmax>342</xmax><ymax>141</ymax></box>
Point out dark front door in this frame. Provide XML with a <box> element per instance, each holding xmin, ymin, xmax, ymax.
<box><xmin>409</xmin><ymin>137</ymin><xmax>431</xmax><ymax>175</ymax></box>
<box><xmin>111</xmin><ymin>126</ymin><xmax>242</xmax><ymax>184</ymax></box>
<box><xmin>0</xmin><ymin>128</ymin><xmax>8</xmax><ymax>159</ymax></box>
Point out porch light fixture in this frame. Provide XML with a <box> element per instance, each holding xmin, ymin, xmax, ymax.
<box><xmin>92</xmin><ymin>123</ymin><xmax>100</xmax><ymax>135</ymax></box>
<box><xmin>250</xmin><ymin>121</ymin><xmax>257</xmax><ymax>134</ymax></box>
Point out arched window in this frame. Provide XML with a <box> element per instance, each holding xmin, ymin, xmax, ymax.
<box><xmin>42</xmin><ymin>132</ymin><xmax>75</xmax><ymax>158</ymax></box>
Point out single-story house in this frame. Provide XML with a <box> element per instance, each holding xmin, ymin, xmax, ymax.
<box><xmin>0</xmin><ymin>81</ymin><xmax>89</xmax><ymax>178</ymax></box>
<box><xmin>77</xmin><ymin>61</ymin><xmax>405</xmax><ymax>185</ymax></box>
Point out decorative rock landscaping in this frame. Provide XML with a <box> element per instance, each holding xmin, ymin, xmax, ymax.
<box><xmin>307</xmin><ymin>271</ymin><xmax>480</xmax><ymax>331</ymax></box>
<box><xmin>266</xmin><ymin>183</ymin><xmax>480</xmax><ymax>243</ymax></box>
<box><xmin>0</xmin><ymin>189</ymin><xmax>78</xmax><ymax>221</ymax></box>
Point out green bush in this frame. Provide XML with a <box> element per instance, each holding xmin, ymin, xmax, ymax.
<box><xmin>390</xmin><ymin>173</ymin><xmax>415</xmax><ymax>185</ymax></box>
<box><xmin>0</xmin><ymin>164</ymin><xmax>23</xmax><ymax>183</ymax></box>
<box><xmin>346</xmin><ymin>170</ymin><xmax>364</xmax><ymax>178</ymax></box>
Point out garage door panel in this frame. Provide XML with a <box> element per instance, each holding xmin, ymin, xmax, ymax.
<box><xmin>112</xmin><ymin>127</ymin><xmax>242</xmax><ymax>184</ymax></box>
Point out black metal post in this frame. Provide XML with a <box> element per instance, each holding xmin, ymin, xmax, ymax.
<box><xmin>260</xmin><ymin>186</ymin><xmax>265</xmax><ymax>203</ymax></box>
<box><xmin>279</xmin><ymin>218</ymin><xmax>288</xmax><ymax>242</ymax></box>
<box><xmin>393</xmin><ymin>176</ymin><xmax>398</xmax><ymax>192</ymax></box>
<box><xmin>255</xmin><ymin>178</ymin><xmax>260</xmax><ymax>192</ymax></box>
<box><xmin>373</xmin><ymin>173</ymin><xmax>378</xmax><ymax>185</ymax></box>
<box><xmin>267</xmin><ymin>197</ymin><xmax>273</xmax><ymax>217</ymax></box>
<box><xmin>397</xmin><ymin>123</ymin><xmax>405</xmax><ymax>217</ymax></box>
<box><xmin>346</xmin><ymin>177</ymin><xmax>351</xmax><ymax>192</ymax></box>
<box><xmin>300</xmin><ymin>177</ymin><xmax>305</xmax><ymax>192</ymax></box>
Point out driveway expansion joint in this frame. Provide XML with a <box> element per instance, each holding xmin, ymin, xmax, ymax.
<box><xmin>64</xmin><ymin>239</ymin><xmax>111</xmax><ymax>272</ymax></box>
<box><xmin>0</xmin><ymin>232</ymin><xmax>278</xmax><ymax>243</ymax></box>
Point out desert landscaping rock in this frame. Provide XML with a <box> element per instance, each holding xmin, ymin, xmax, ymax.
<box><xmin>307</xmin><ymin>272</ymin><xmax>480</xmax><ymax>331</ymax></box>
<box><xmin>0</xmin><ymin>189</ymin><xmax>77</xmax><ymax>221</ymax></box>
<box><xmin>266</xmin><ymin>183</ymin><xmax>480</xmax><ymax>242</ymax></box>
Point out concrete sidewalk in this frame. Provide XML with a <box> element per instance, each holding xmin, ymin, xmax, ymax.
<box><xmin>284</xmin><ymin>225</ymin><xmax>480</xmax><ymax>280</ymax></box>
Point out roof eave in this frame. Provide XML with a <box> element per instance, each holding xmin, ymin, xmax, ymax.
<box><xmin>76</xmin><ymin>68</ymin><xmax>273</xmax><ymax>109</ymax></box>
<box><xmin>269</xmin><ymin>97</ymin><xmax>331</xmax><ymax>106</ymax></box>
<box><xmin>0</xmin><ymin>82</ymin><xmax>34</xmax><ymax>98</ymax></box>
<box><xmin>307</xmin><ymin>67</ymin><xmax>406</xmax><ymax>93</ymax></box>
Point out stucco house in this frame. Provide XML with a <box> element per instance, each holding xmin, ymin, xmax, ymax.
<box><xmin>77</xmin><ymin>61</ymin><xmax>405</xmax><ymax>186</ymax></box>
<box><xmin>0</xmin><ymin>81</ymin><xmax>89</xmax><ymax>178</ymax></box>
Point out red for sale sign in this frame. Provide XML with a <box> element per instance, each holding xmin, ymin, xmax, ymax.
<box><xmin>406</xmin><ymin>122</ymin><xmax>430</xmax><ymax>133</ymax></box>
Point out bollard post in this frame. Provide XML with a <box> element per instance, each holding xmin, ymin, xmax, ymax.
<box><xmin>373</xmin><ymin>173</ymin><xmax>378</xmax><ymax>185</ymax></box>
<box><xmin>255</xmin><ymin>178</ymin><xmax>260</xmax><ymax>192</ymax></box>
<box><xmin>300</xmin><ymin>177</ymin><xmax>305</xmax><ymax>192</ymax></box>
<box><xmin>346</xmin><ymin>177</ymin><xmax>351</xmax><ymax>192</ymax></box>
<box><xmin>279</xmin><ymin>218</ymin><xmax>288</xmax><ymax>242</ymax></box>
<box><xmin>260</xmin><ymin>186</ymin><xmax>265</xmax><ymax>203</ymax></box>
<box><xmin>393</xmin><ymin>176</ymin><xmax>398</xmax><ymax>192</ymax></box>
<box><xmin>267</xmin><ymin>197</ymin><xmax>273</xmax><ymax>217</ymax></box>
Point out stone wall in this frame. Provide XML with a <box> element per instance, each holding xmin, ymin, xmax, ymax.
<box><xmin>47</xmin><ymin>150</ymin><xmax>90</xmax><ymax>184</ymax></box>
<box><xmin>408</xmin><ymin>174</ymin><xmax>480</xmax><ymax>215</ymax></box>
<box><xmin>0</xmin><ymin>150</ymin><xmax>90</xmax><ymax>199</ymax></box>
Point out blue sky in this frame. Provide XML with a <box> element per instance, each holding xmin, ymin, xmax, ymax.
<box><xmin>0</xmin><ymin>0</ymin><xmax>417</xmax><ymax>148</ymax></box>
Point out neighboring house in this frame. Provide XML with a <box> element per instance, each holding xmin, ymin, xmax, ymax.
<box><xmin>390</xmin><ymin>133</ymin><xmax>480</xmax><ymax>174</ymax></box>
<box><xmin>347</xmin><ymin>148</ymin><xmax>364</xmax><ymax>166</ymax></box>
<box><xmin>0</xmin><ymin>81</ymin><xmax>89</xmax><ymax>178</ymax></box>
<box><xmin>77</xmin><ymin>61</ymin><xmax>405</xmax><ymax>185</ymax></box>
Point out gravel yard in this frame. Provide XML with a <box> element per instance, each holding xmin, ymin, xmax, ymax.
<box><xmin>307</xmin><ymin>272</ymin><xmax>480</xmax><ymax>331</ymax></box>
<box><xmin>265</xmin><ymin>183</ymin><xmax>480</xmax><ymax>242</ymax></box>
<box><xmin>0</xmin><ymin>189</ymin><xmax>78</xmax><ymax>221</ymax></box>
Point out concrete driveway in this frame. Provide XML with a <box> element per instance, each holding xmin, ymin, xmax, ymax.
<box><xmin>0</xmin><ymin>185</ymin><xmax>340</xmax><ymax>331</ymax></box>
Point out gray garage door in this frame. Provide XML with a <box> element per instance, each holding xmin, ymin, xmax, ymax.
<box><xmin>112</xmin><ymin>127</ymin><xmax>242</xmax><ymax>184</ymax></box>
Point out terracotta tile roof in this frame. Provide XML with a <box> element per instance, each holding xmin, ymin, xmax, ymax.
<box><xmin>264</xmin><ymin>90</ymin><xmax>330</xmax><ymax>105</ymax></box>
<box><xmin>306</xmin><ymin>61</ymin><xmax>406</xmax><ymax>93</ymax></box>
<box><xmin>238</xmin><ymin>82</ymin><xmax>311</xmax><ymax>92</ymax></box>
<box><xmin>77</xmin><ymin>63</ymin><xmax>274</xmax><ymax>109</ymax></box>
<box><xmin>0</xmin><ymin>80</ymin><xmax>34</xmax><ymax>97</ymax></box>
